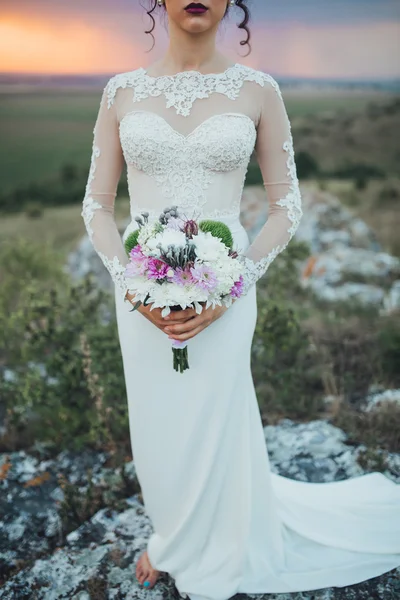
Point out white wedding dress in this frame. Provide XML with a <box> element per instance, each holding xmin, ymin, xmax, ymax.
<box><xmin>81</xmin><ymin>63</ymin><xmax>400</xmax><ymax>600</ymax></box>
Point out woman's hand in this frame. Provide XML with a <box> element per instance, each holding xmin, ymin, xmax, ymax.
<box><xmin>125</xmin><ymin>291</ymin><xmax>196</xmax><ymax>333</ymax></box>
<box><xmin>163</xmin><ymin>303</ymin><xmax>229</xmax><ymax>342</ymax></box>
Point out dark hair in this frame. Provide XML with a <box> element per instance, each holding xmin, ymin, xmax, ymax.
<box><xmin>143</xmin><ymin>1</ymin><xmax>251</xmax><ymax>55</ymax></box>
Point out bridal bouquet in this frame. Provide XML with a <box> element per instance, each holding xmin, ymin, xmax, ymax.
<box><xmin>124</xmin><ymin>206</ymin><xmax>245</xmax><ymax>373</ymax></box>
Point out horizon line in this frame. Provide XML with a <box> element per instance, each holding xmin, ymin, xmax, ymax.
<box><xmin>1</xmin><ymin>70</ymin><xmax>399</xmax><ymax>83</ymax></box>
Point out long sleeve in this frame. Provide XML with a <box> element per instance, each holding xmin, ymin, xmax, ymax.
<box><xmin>240</xmin><ymin>76</ymin><xmax>303</xmax><ymax>292</ymax></box>
<box><xmin>81</xmin><ymin>78</ymin><xmax>129</xmax><ymax>298</ymax></box>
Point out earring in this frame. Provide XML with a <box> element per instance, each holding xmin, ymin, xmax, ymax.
<box><xmin>229</xmin><ymin>0</ymin><xmax>236</xmax><ymax>5</ymax></box>
<box><xmin>157</xmin><ymin>0</ymin><xmax>165</xmax><ymax>5</ymax></box>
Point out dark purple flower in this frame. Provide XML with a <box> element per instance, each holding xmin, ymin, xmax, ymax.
<box><xmin>230</xmin><ymin>275</ymin><xmax>244</xmax><ymax>298</ymax></box>
<box><xmin>184</xmin><ymin>220</ymin><xmax>199</xmax><ymax>238</ymax></box>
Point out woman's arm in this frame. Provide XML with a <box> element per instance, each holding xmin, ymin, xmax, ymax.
<box><xmin>81</xmin><ymin>78</ymin><xmax>130</xmax><ymax>299</ymax></box>
<box><xmin>240</xmin><ymin>76</ymin><xmax>303</xmax><ymax>291</ymax></box>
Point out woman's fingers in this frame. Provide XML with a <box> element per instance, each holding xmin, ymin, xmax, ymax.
<box><xmin>163</xmin><ymin>308</ymin><xmax>197</xmax><ymax>321</ymax></box>
<box><xmin>164</xmin><ymin>313</ymin><xmax>209</xmax><ymax>334</ymax></box>
<box><xmin>169</xmin><ymin>325</ymin><xmax>204</xmax><ymax>341</ymax></box>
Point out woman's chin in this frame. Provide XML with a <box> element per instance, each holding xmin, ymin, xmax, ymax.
<box><xmin>183</xmin><ymin>23</ymin><xmax>211</xmax><ymax>34</ymax></box>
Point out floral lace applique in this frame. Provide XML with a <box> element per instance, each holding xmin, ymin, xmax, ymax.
<box><xmin>81</xmin><ymin>144</ymin><xmax>102</xmax><ymax>239</ymax></box>
<box><xmin>105</xmin><ymin>64</ymin><xmax>282</xmax><ymax>117</ymax></box>
<box><xmin>98</xmin><ymin>251</ymin><xmax>129</xmax><ymax>298</ymax></box>
<box><xmin>81</xmin><ymin>142</ymin><xmax>129</xmax><ymax>299</ymax></box>
<box><xmin>240</xmin><ymin>132</ymin><xmax>303</xmax><ymax>293</ymax></box>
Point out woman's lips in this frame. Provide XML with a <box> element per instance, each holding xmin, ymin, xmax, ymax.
<box><xmin>185</xmin><ymin>3</ymin><xmax>208</xmax><ymax>15</ymax></box>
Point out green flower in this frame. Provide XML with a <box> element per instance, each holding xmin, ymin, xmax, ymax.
<box><xmin>124</xmin><ymin>230</ymin><xmax>140</xmax><ymax>255</ymax></box>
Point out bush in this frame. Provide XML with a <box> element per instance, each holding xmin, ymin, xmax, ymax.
<box><xmin>329</xmin><ymin>163</ymin><xmax>385</xmax><ymax>180</ymax></box>
<box><xmin>354</xmin><ymin>176</ymin><xmax>368</xmax><ymax>191</ymax></box>
<box><xmin>295</xmin><ymin>151</ymin><xmax>320</xmax><ymax>179</ymax></box>
<box><xmin>0</xmin><ymin>239</ymin><xmax>128</xmax><ymax>453</ymax></box>
<box><xmin>251</xmin><ymin>240</ymin><xmax>325</xmax><ymax>420</ymax></box>
<box><xmin>377</xmin><ymin>181</ymin><xmax>400</xmax><ymax>206</ymax></box>
<box><xmin>245</xmin><ymin>161</ymin><xmax>263</xmax><ymax>186</ymax></box>
<box><xmin>25</xmin><ymin>201</ymin><xmax>44</xmax><ymax>219</ymax></box>
<box><xmin>332</xmin><ymin>400</ymin><xmax>400</xmax><ymax>453</ymax></box>
<box><xmin>252</xmin><ymin>299</ymin><xmax>325</xmax><ymax>420</ymax></box>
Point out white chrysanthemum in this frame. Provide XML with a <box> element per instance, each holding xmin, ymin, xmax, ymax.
<box><xmin>192</xmin><ymin>231</ymin><xmax>228</xmax><ymax>262</ymax></box>
<box><xmin>125</xmin><ymin>275</ymin><xmax>156</xmax><ymax>298</ymax></box>
<box><xmin>146</xmin><ymin>229</ymin><xmax>187</xmax><ymax>253</ymax></box>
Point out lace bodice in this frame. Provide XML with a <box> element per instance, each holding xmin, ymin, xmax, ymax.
<box><xmin>81</xmin><ymin>63</ymin><xmax>302</xmax><ymax>299</ymax></box>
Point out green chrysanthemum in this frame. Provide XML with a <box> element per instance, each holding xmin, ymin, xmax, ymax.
<box><xmin>198</xmin><ymin>220</ymin><xmax>233</xmax><ymax>249</ymax></box>
<box><xmin>124</xmin><ymin>230</ymin><xmax>140</xmax><ymax>255</ymax></box>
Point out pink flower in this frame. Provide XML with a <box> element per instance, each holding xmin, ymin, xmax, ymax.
<box><xmin>126</xmin><ymin>246</ymin><xmax>149</xmax><ymax>277</ymax></box>
<box><xmin>172</xmin><ymin>267</ymin><xmax>194</xmax><ymax>286</ymax></box>
<box><xmin>147</xmin><ymin>257</ymin><xmax>170</xmax><ymax>279</ymax></box>
<box><xmin>129</xmin><ymin>244</ymin><xmax>143</xmax><ymax>257</ymax></box>
<box><xmin>230</xmin><ymin>275</ymin><xmax>244</xmax><ymax>298</ymax></box>
<box><xmin>190</xmin><ymin>264</ymin><xmax>217</xmax><ymax>292</ymax></box>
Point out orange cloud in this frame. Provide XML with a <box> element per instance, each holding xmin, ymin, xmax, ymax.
<box><xmin>0</xmin><ymin>14</ymin><xmax>143</xmax><ymax>74</ymax></box>
<box><xmin>0</xmin><ymin>9</ymin><xmax>399</xmax><ymax>79</ymax></box>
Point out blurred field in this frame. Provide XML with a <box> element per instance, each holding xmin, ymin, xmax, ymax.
<box><xmin>0</xmin><ymin>196</ymin><xmax>131</xmax><ymax>254</ymax></box>
<box><xmin>0</xmin><ymin>87</ymin><xmax>395</xmax><ymax>192</ymax></box>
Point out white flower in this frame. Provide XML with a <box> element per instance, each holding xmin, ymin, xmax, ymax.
<box><xmin>138</xmin><ymin>223</ymin><xmax>158</xmax><ymax>246</ymax></box>
<box><xmin>146</xmin><ymin>229</ymin><xmax>187</xmax><ymax>253</ymax></box>
<box><xmin>192</xmin><ymin>231</ymin><xmax>229</xmax><ymax>262</ymax></box>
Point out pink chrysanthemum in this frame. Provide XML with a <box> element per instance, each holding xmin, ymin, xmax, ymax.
<box><xmin>125</xmin><ymin>246</ymin><xmax>149</xmax><ymax>277</ymax></box>
<box><xmin>172</xmin><ymin>267</ymin><xmax>194</xmax><ymax>286</ymax></box>
<box><xmin>129</xmin><ymin>244</ymin><xmax>143</xmax><ymax>258</ymax></box>
<box><xmin>190</xmin><ymin>264</ymin><xmax>217</xmax><ymax>292</ymax></box>
<box><xmin>147</xmin><ymin>257</ymin><xmax>170</xmax><ymax>279</ymax></box>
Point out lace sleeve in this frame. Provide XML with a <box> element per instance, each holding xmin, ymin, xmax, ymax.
<box><xmin>240</xmin><ymin>75</ymin><xmax>303</xmax><ymax>293</ymax></box>
<box><xmin>81</xmin><ymin>77</ymin><xmax>129</xmax><ymax>298</ymax></box>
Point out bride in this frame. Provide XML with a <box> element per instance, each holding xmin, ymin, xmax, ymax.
<box><xmin>81</xmin><ymin>1</ymin><xmax>400</xmax><ymax>598</ymax></box>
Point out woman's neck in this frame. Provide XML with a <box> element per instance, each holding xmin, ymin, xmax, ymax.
<box><xmin>149</xmin><ymin>24</ymin><xmax>231</xmax><ymax>76</ymax></box>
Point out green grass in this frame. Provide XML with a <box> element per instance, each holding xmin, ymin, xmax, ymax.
<box><xmin>0</xmin><ymin>90</ymin><xmax>100</xmax><ymax>192</ymax></box>
<box><xmin>0</xmin><ymin>197</ymin><xmax>131</xmax><ymax>255</ymax></box>
<box><xmin>0</xmin><ymin>87</ymin><xmax>394</xmax><ymax>192</ymax></box>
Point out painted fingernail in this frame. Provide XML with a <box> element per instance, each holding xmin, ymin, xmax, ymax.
<box><xmin>144</xmin><ymin>581</ymin><xmax>150</xmax><ymax>588</ymax></box>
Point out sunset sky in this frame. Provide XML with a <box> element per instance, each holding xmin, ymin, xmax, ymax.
<box><xmin>0</xmin><ymin>0</ymin><xmax>399</xmax><ymax>79</ymax></box>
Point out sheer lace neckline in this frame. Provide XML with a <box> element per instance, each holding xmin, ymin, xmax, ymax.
<box><xmin>141</xmin><ymin>62</ymin><xmax>240</xmax><ymax>81</ymax></box>
<box><xmin>105</xmin><ymin>63</ymin><xmax>276</xmax><ymax>117</ymax></box>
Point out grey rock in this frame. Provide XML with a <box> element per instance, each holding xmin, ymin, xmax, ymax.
<box><xmin>384</xmin><ymin>279</ymin><xmax>400</xmax><ymax>314</ymax></box>
<box><xmin>1</xmin><ymin>420</ymin><xmax>399</xmax><ymax>599</ymax></box>
<box><xmin>364</xmin><ymin>389</ymin><xmax>400</xmax><ymax>412</ymax></box>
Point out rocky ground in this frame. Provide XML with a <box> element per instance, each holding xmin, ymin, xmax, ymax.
<box><xmin>243</xmin><ymin>185</ymin><xmax>400</xmax><ymax>313</ymax></box>
<box><xmin>2</xmin><ymin>186</ymin><xmax>399</xmax><ymax>598</ymax></box>
<box><xmin>1</xmin><ymin>419</ymin><xmax>399</xmax><ymax>600</ymax></box>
